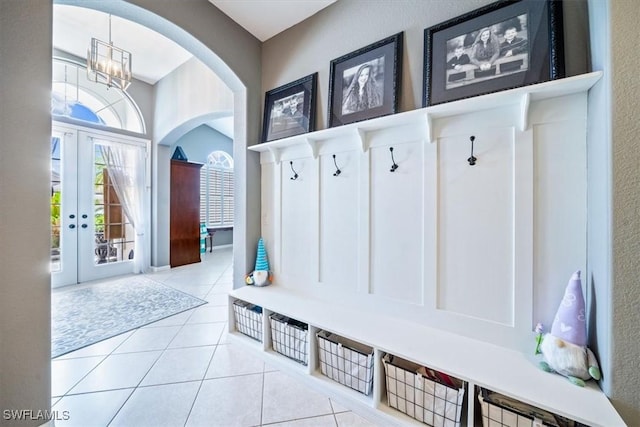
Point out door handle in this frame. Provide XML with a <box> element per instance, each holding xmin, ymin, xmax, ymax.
<box><xmin>69</xmin><ymin>224</ymin><xmax>76</xmax><ymax>229</ymax></box>
<box><xmin>81</xmin><ymin>224</ymin><xmax>88</xmax><ymax>229</ymax></box>
<box><xmin>69</xmin><ymin>214</ymin><xmax>75</xmax><ymax>219</ymax></box>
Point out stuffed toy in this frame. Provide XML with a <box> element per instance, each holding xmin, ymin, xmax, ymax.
<box><xmin>245</xmin><ymin>237</ymin><xmax>272</xmax><ymax>287</ymax></box>
<box><xmin>536</xmin><ymin>270</ymin><xmax>601</xmax><ymax>387</ymax></box>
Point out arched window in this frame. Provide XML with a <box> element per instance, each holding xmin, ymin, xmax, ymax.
<box><xmin>207</xmin><ymin>150</ymin><xmax>234</xmax><ymax>169</ymax></box>
<box><xmin>200</xmin><ymin>151</ymin><xmax>234</xmax><ymax>227</ymax></box>
<box><xmin>52</xmin><ymin>57</ymin><xmax>145</xmax><ymax>133</ymax></box>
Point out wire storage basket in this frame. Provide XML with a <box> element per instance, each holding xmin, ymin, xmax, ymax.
<box><xmin>478</xmin><ymin>388</ymin><xmax>584</xmax><ymax>427</ymax></box>
<box><xmin>232</xmin><ymin>299</ymin><xmax>263</xmax><ymax>342</ymax></box>
<box><xmin>382</xmin><ymin>354</ymin><xmax>466</xmax><ymax>427</ymax></box>
<box><xmin>316</xmin><ymin>330</ymin><xmax>374</xmax><ymax>395</ymax></box>
<box><xmin>269</xmin><ymin>313</ymin><xmax>309</xmax><ymax>365</ymax></box>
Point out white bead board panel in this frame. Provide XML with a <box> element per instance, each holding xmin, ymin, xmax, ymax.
<box><xmin>369</xmin><ymin>139</ymin><xmax>425</xmax><ymax>305</ymax></box>
<box><xmin>260</xmin><ymin>162</ymin><xmax>278</xmax><ymax>275</ymax></box>
<box><xmin>280</xmin><ymin>155</ymin><xmax>317</xmax><ymax>285</ymax></box>
<box><xmin>254</xmin><ymin>84</ymin><xmax>592</xmax><ymax>353</ymax></box>
<box><xmin>319</xmin><ymin>149</ymin><xmax>359</xmax><ymax>291</ymax></box>
<box><xmin>423</xmin><ymin>107</ymin><xmax>534</xmax><ymax>349</ymax></box>
<box><xmin>530</xmin><ymin>95</ymin><xmax>587</xmax><ymax>330</ymax></box>
<box><xmin>435</xmin><ymin>127</ymin><xmax>516</xmax><ymax>326</ymax></box>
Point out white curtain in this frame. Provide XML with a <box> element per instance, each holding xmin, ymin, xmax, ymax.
<box><xmin>96</xmin><ymin>138</ymin><xmax>149</xmax><ymax>274</ymax></box>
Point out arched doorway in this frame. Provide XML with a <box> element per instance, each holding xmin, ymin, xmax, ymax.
<box><xmin>51</xmin><ymin>57</ymin><xmax>150</xmax><ymax>287</ymax></box>
<box><xmin>54</xmin><ymin>0</ymin><xmax>260</xmax><ymax>286</ymax></box>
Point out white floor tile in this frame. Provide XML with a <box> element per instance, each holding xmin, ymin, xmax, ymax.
<box><xmin>334</xmin><ymin>411</ymin><xmax>381</xmax><ymax>426</ymax></box>
<box><xmin>209</xmin><ymin>282</ymin><xmax>233</xmax><ymax>294</ymax></box>
<box><xmin>52</xmin><ymin>356</ymin><xmax>105</xmax><ymax>397</ymax></box>
<box><xmin>140</xmin><ymin>346</ymin><xmax>215</xmax><ymax>386</ymax></box>
<box><xmin>262</xmin><ymin>371</ymin><xmax>333</xmax><ymax>425</ymax></box>
<box><xmin>186</xmin><ymin>374</ymin><xmax>263</xmax><ymax>427</ymax></box>
<box><xmin>187</xmin><ymin>305</ymin><xmax>228</xmax><ymax>324</ymax></box>
<box><xmin>55</xmin><ymin>331</ymin><xmax>134</xmax><ymax>359</ymax></box>
<box><xmin>218</xmin><ymin>327</ymin><xmax>230</xmax><ymax>344</ymax></box>
<box><xmin>49</xmin><ymin>247</ymin><xmax>378</xmax><ymax>427</ymax></box>
<box><xmin>264</xmin><ymin>415</ymin><xmax>338</xmax><ymax>427</ymax></box>
<box><xmin>144</xmin><ymin>271</ymin><xmax>172</xmax><ymax>282</ymax></box>
<box><xmin>264</xmin><ymin>361</ymin><xmax>279</xmax><ymax>373</ymax></box>
<box><xmin>176</xmin><ymin>284</ymin><xmax>214</xmax><ymax>298</ymax></box>
<box><xmin>165</xmin><ymin>273</ymin><xmax>218</xmax><ymax>287</ymax></box>
<box><xmin>52</xmin><ymin>388</ymin><xmax>133</xmax><ymax>427</ymax></box>
<box><xmin>113</xmin><ymin>325</ymin><xmax>182</xmax><ymax>354</ymax></box>
<box><xmin>205</xmin><ymin>343</ymin><xmax>264</xmax><ymax>378</ymax></box>
<box><xmin>329</xmin><ymin>399</ymin><xmax>350</xmax><ymax>414</ymax></box>
<box><xmin>204</xmin><ymin>292</ymin><xmax>229</xmax><ymax>306</ymax></box>
<box><xmin>168</xmin><ymin>322</ymin><xmax>226</xmax><ymax>348</ymax></box>
<box><xmin>109</xmin><ymin>381</ymin><xmax>201</xmax><ymax>427</ymax></box>
<box><xmin>142</xmin><ymin>309</ymin><xmax>194</xmax><ymax>328</ymax></box>
<box><xmin>69</xmin><ymin>351</ymin><xmax>161</xmax><ymax>394</ymax></box>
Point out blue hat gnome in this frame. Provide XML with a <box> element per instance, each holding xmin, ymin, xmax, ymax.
<box><xmin>538</xmin><ymin>270</ymin><xmax>601</xmax><ymax>386</ymax></box>
<box><xmin>245</xmin><ymin>237</ymin><xmax>272</xmax><ymax>287</ymax></box>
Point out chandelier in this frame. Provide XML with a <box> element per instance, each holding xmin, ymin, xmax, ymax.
<box><xmin>87</xmin><ymin>14</ymin><xmax>132</xmax><ymax>90</ymax></box>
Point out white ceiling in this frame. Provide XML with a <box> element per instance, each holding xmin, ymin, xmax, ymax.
<box><xmin>53</xmin><ymin>5</ymin><xmax>193</xmax><ymax>85</ymax></box>
<box><xmin>53</xmin><ymin>2</ymin><xmax>337</xmax><ymax>138</ymax></box>
<box><xmin>209</xmin><ymin>0</ymin><xmax>336</xmax><ymax>42</ymax></box>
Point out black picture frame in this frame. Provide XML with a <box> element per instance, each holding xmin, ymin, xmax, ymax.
<box><xmin>423</xmin><ymin>0</ymin><xmax>564</xmax><ymax>107</ymax></box>
<box><xmin>262</xmin><ymin>73</ymin><xmax>317</xmax><ymax>143</ymax></box>
<box><xmin>328</xmin><ymin>32</ymin><xmax>403</xmax><ymax>128</ymax></box>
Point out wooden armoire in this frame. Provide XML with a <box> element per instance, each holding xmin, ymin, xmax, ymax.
<box><xmin>170</xmin><ymin>159</ymin><xmax>203</xmax><ymax>267</ymax></box>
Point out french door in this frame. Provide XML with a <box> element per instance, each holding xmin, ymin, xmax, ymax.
<box><xmin>51</xmin><ymin>123</ymin><xmax>149</xmax><ymax>288</ymax></box>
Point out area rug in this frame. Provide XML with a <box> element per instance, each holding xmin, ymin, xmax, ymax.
<box><xmin>51</xmin><ymin>276</ymin><xmax>207</xmax><ymax>358</ymax></box>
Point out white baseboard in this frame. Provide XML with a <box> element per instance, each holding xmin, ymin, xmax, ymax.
<box><xmin>149</xmin><ymin>265</ymin><xmax>170</xmax><ymax>273</ymax></box>
<box><xmin>211</xmin><ymin>244</ymin><xmax>232</xmax><ymax>251</ymax></box>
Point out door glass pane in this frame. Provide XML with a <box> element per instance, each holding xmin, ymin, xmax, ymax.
<box><xmin>51</xmin><ymin>137</ymin><xmax>62</xmax><ymax>272</ymax></box>
<box><xmin>93</xmin><ymin>143</ymin><xmax>135</xmax><ymax>265</ymax></box>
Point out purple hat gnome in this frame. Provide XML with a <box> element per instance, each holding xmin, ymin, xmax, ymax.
<box><xmin>538</xmin><ymin>270</ymin><xmax>601</xmax><ymax>386</ymax></box>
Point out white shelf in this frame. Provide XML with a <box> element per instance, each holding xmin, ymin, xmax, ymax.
<box><xmin>230</xmin><ymin>285</ymin><xmax>624</xmax><ymax>427</ymax></box>
<box><xmin>248</xmin><ymin>71</ymin><xmax>603</xmax><ymax>163</ymax></box>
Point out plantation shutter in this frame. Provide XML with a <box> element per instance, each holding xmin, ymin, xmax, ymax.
<box><xmin>199</xmin><ymin>151</ymin><xmax>234</xmax><ymax>228</ymax></box>
<box><xmin>222</xmin><ymin>170</ymin><xmax>234</xmax><ymax>226</ymax></box>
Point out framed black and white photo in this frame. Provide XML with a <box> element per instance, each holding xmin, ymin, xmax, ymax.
<box><xmin>423</xmin><ymin>0</ymin><xmax>564</xmax><ymax>106</ymax></box>
<box><xmin>328</xmin><ymin>32</ymin><xmax>403</xmax><ymax>128</ymax></box>
<box><xmin>262</xmin><ymin>73</ymin><xmax>317</xmax><ymax>143</ymax></box>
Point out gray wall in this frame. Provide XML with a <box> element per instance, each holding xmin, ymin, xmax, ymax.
<box><xmin>172</xmin><ymin>125</ymin><xmax>234</xmax><ymax>247</ymax></box>
<box><xmin>0</xmin><ymin>2</ymin><xmax>53</xmax><ymax>425</ymax></box>
<box><xmin>262</xmin><ymin>0</ymin><xmax>589</xmax><ymax>130</ymax></box>
<box><xmin>0</xmin><ymin>1</ymin><xmax>261</xmax><ymax>425</ymax></box>
<box><xmin>608</xmin><ymin>1</ymin><xmax>640</xmax><ymax>422</ymax></box>
<box><xmin>172</xmin><ymin>124</ymin><xmax>233</xmax><ymax>163</ymax></box>
<box><xmin>588</xmin><ymin>0</ymin><xmax>640</xmax><ymax>422</ymax></box>
<box><xmin>126</xmin><ymin>0</ymin><xmax>262</xmax><ymax>284</ymax></box>
<box><xmin>586</xmin><ymin>0</ymin><xmax>613</xmax><ymax>405</ymax></box>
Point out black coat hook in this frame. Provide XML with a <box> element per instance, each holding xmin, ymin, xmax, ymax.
<box><xmin>468</xmin><ymin>136</ymin><xmax>477</xmax><ymax>166</ymax></box>
<box><xmin>389</xmin><ymin>147</ymin><xmax>399</xmax><ymax>172</ymax></box>
<box><xmin>289</xmin><ymin>161</ymin><xmax>299</xmax><ymax>180</ymax></box>
<box><xmin>332</xmin><ymin>154</ymin><xmax>341</xmax><ymax>176</ymax></box>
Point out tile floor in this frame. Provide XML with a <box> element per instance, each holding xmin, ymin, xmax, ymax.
<box><xmin>51</xmin><ymin>247</ymin><xmax>379</xmax><ymax>427</ymax></box>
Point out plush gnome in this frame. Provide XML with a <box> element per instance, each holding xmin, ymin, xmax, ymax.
<box><xmin>245</xmin><ymin>237</ymin><xmax>272</xmax><ymax>287</ymax></box>
<box><xmin>538</xmin><ymin>270</ymin><xmax>601</xmax><ymax>386</ymax></box>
